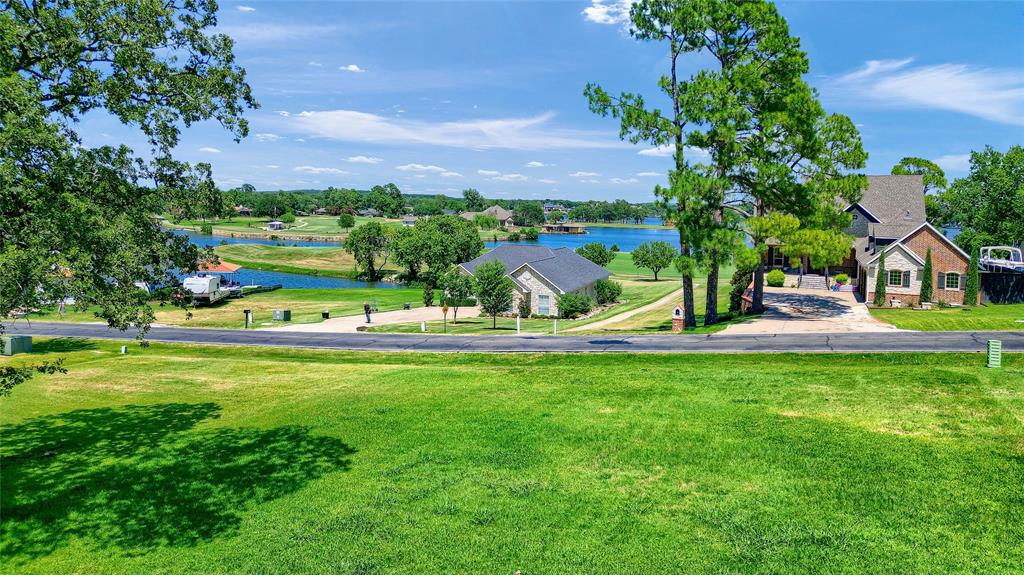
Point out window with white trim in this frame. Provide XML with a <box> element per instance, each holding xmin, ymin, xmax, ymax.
<box><xmin>887</xmin><ymin>270</ymin><xmax>904</xmax><ymax>287</ymax></box>
<box><xmin>944</xmin><ymin>272</ymin><xmax>961</xmax><ymax>290</ymax></box>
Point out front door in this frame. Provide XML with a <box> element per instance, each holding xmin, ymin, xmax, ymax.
<box><xmin>538</xmin><ymin>294</ymin><xmax>550</xmax><ymax>316</ymax></box>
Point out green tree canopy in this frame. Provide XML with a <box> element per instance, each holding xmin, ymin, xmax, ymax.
<box><xmin>891</xmin><ymin>157</ymin><xmax>948</xmax><ymax>194</ymax></box>
<box><xmin>337</xmin><ymin>213</ymin><xmax>356</xmax><ymax>230</ymax></box>
<box><xmin>462</xmin><ymin>188</ymin><xmax>485</xmax><ymax>212</ymax></box>
<box><xmin>474</xmin><ymin>261</ymin><xmax>514</xmax><ymax>329</ymax></box>
<box><xmin>576</xmin><ymin>242</ymin><xmax>615</xmax><ymax>267</ymax></box>
<box><xmin>940</xmin><ymin>146</ymin><xmax>1023</xmax><ymax>251</ymax></box>
<box><xmin>513</xmin><ymin>202</ymin><xmax>545</xmax><ymax>226</ymax></box>
<box><xmin>439</xmin><ymin>267</ymin><xmax>475</xmax><ymax>323</ymax></box>
<box><xmin>343</xmin><ymin>222</ymin><xmax>393</xmax><ymax>280</ymax></box>
<box><xmin>632</xmin><ymin>241</ymin><xmax>677</xmax><ymax>281</ymax></box>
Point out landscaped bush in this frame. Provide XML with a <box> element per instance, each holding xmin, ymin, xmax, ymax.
<box><xmin>557</xmin><ymin>292</ymin><xmax>593</xmax><ymax>319</ymax></box>
<box><xmin>199</xmin><ymin>223</ymin><xmax>213</xmax><ymax>235</ymax></box>
<box><xmin>507</xmin><ymin>231</ymin><xmax>522</xmax><ymax>241</ymax></box>
<box><xmin>522</xmin><ymin>227</ymin><xmax>540</xmax><ymax>241</ymax></box>
<box><xmin>834</xmin><ymin>273</ymin><xmax>849</xmax><ymax>284</ymax></box>
<box><xmin>593</xmin><ymin>279</ymin><xmax>623</xmax><ymax>305</ymax></box>
<box><xmin>517</xmin><ymin>296</ymin><xmax>531</xmax><ymax>318</ymax></box>
<box><xmin>280</xmin><ymin>211</ymin><xmax>296</xmax><ymax>224</ymax></box>
<box><xmin>610</xmin><ymin>243</ymin><xmax>620</xmax><ymax>253</ymax></box>
<box><xmin>422</xmin><ymin>285</ymin><xmax>434</xmax><ymax>307</ymax></box>
<box><xmin>766</xmin><ymin>269</ymin><xmax>786</xmax><ymax>287</ymax></box>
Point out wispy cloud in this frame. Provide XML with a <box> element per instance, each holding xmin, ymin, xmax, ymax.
<box><xmin>345</xmin><ymin>155</ymin><xmax>382</xmax><ymax>164</ymax></box>
<box><xmin>829</xmin><ymin>58</ymin><xmax>1024</xmax><ymax>126</ymax></box>
<box><xmin>340</xmin><ymin>64</ymin><xmax>365</xmax><ymax>73</ymax></box>
<box><xmin>254</xmin><ymin>133</ymin><xmax>281</xmax><ymax>142</ymax></box>
<box><xmin>198</xmin><ymin>146</ymin><xmax>221</xmax><ymax>153</ymax></box>
<box><xmin>478</xmin><ymin>169</ymin><xmax>527</xmax><ymax>182</ymax></box>
<box><xmin>934</xmin><ymin>153</ymin><xmax>972</xmax><ymax>173</ymax></box>
<box><xmin>284</xmin><ymin>110</ymin><xmax>621</xmax><ymax>150</ymax></box>
<box><xmin>293</xmin><ymin>165</ymin><xmax>348</xmax><ymax>175</ymax></box>
<box><xmin>638</xmin><ymin>145</ymin><xmax>710</xmax><ymax>162</ymax></box>
<box><xmin>236</xmin><ymin>5</ymin><xmax>256</xmax><ymax>12</ymax></box>
<box><xmin>525</xmin><ymin>161</ymin><xmax>548</xmax><ymax>168</ymax></box>
<box><xmin>610</xmin><ymin>177</ymin><xmax>638</xmax><ymax>185</ymax></box>
<box><xmin>397</xmin><ymin>163</ymin><xmax>461</xmax><ymax>177</ymax></box>
<box><xmin>265</xmin><ymin>164</ymin><xmax>279</xmax><ymax>169</ymax></box>
<box><xmin>582</xmin><ymin>0</ymin><xmax>634</xmax><ymax>25</ymax></box>
<box><xmin>538</xmin><ymin>178</ymin><xmax>558</xmax><ymax>184</ymax></box>
<box><xmin>569</xmin><ymin>171</ymin><xmax>600</xmax><ymax>177</ymax></box>
<box><xmin>636</xmin><ymin>171</ymin><xmax>661</xmax><ymax>177</ymax></box>
<box><xmin>308</xmin><ymin>61</ymin><xmax>323</xmax><ymax>67</ymax></box>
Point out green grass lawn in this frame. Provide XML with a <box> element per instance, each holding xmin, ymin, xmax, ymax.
<box><xmin>870</xmin><ymin>303</ymin><xmax>1024</xmax><ymax>331</ymax></box>
<box><xmin>213</xmin><ymin>243</ymin><xmax>371</xmax><ymax>279</ymax></box>
<box><xmin>167</xmin><ymin>215</ymin><xmax>396</xmax><ymax>236</ymax></box>
<box><xmin>606</xmin><ymin>251</ymin><xmax>683</xmax><ymax>279</ymax></box>
<box><xmin>1</xmin><ymin>341</ymin><xmax>1021</xmax><ymax>574</ymax></box>
<box><xmin>28</xmin><ymin>288</ymin><xmax>425</xmax><ymax>329</ymax></box>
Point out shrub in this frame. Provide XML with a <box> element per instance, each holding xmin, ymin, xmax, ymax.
<box><xmin>610</xmin><ymin>243</ymin><xmax>620</xmax><ymax>253</ymax></box>
<box><xmin>507</xmin><ymin>231</ymin><xmax>522</xmax><ymax>242</ymax></box>
<box><xmin>337</xmin><ymin>213</ymin><xmax>355</xmax><ymax>230</ymax></box>
<box><xmin>557</xmin><ymin>292</ymin><xmax>593</xmax><ymax>319</ymax></box>
<box><xmin>280</xmin><ymin>211</ymin><xmax>296</xmax><ymax>224</ymax></box>
<box><xmin>728</xmin><ymin>257</ymin><xmax>759</xmax><ymax>313</ymax></box>
<box><xmin>422</xmin><ymin>285</ymin><xmax>434</xmax><ymax>307</ymax></box>
<box><xmin>199</xmin><ymin>222</ymin><xmax>213</xmax><ymax>235</ymax></box>
<box><xmin>593</xmin><ymin>279</ymin><xmax>623</xmax><ymax>305</ymax></box>
<box><xmin>522</xmin><ymin>227</ymin><xmax>540</xmax><ymax>241</ymax></box>
<box><xmin>576</xmin><ymin>242</ymin><xmax>614</xmax><ymax>267</ymax></box>
<box><xmin>517</xmin><ymin>296</ymin><xmax>531</xmax><ymax>318</ymax></box>
<box><xmin>834</xmin><ymin>273</ymin><xmax>849</xmax><ymax>285</ymax></box>
<box><xmin>766</xmin><ymin>269</ymin><xmax>785</xmax><ymax>287</ymax></box>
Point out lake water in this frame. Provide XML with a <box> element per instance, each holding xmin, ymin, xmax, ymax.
<box><xmin>176</xmin><ymin>222</ymin><xmax>677</xmax><ymax>289</ymax></box>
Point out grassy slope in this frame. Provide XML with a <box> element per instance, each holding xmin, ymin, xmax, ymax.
<box><xmin>213</xmin><ymin>244</ymin><xmax>368</xmax><ymax>278</ymax></box>
<box><xmin>870</xmin><ymin>303</ymin><xmax>1024</xmax><ymax>331</ymax></box>
<box><xmin>1</xmin><ymin>341</ymin><xmax>1021</xmax><ymax>574</ymax></box>
<box><xmin>29</xmin><ymin>288</ymin><xmax>425</xmax><ymax>329</ymax></box>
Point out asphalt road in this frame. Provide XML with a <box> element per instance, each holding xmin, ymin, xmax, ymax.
<box><xmin>6</xmin><ymin>321</ymin><xmax>1024</xmax><ymax>353</ymax></box>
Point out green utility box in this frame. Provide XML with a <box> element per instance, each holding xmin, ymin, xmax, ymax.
<box><xmin>1</xmin><ymin>335</ymin><xmax>32</xmax><ymax>356</ymax></box>
<box><xmin>986</xmin><ymin>340</ymin><xmax>1002</xmax><ymax>368</ymax></box>
<box><xmin>272</xmin><ymin>309</ymin><xmax>291</xmax><ymax>321</ymax></box>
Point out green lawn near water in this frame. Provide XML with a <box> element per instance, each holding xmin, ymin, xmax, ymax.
<box><xmin>1</xmin><ymin>341</ymin><xmax>1021</xmax><ymax>574</ymax></box>
<box><xmin>870</xmin><ymin>303</ymin><xmax>1024</xmax><ymax>331</ymax></box>
<box><xmin>27</xmin><ymin>288</ymin><xmax>424</xmax><ymax>329</ymax></box>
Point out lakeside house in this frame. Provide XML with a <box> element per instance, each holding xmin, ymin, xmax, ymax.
<box><xmin>543</xmin><ymin>203</ymin><xmax>567</xmax><ymax>214</ymax></box>
<box><xmin>461</xmin><ymin>205</ymin><xmax>515</xmax><ymax>228</ymax></box>
<box><xmin>358</xmin><ymin>208</ymin><xmax>381</xmax><ymax>217</ymax></box>
<box><xmin>765</xmin><ymin>175</ymin><xmax>977</xmax><ymax>306</ymax></box>
<box><xmin>234</xmin><ymin>205</ymin><xmax>252</xmax><ymax>217</ymax></box>
<box><xmin>541</xmin><ymin>222</ymin><xmax>586</xmax><ymax>234</ymax></box>
<box><xmin>401</xmin><ymin>215</ymin><xmax>418</xmax><ymax>227</ymax></box>
<box><xmin>459</xmin><ymin>244</ymin><xmax>610</xmax><ymax>317</ymax></box>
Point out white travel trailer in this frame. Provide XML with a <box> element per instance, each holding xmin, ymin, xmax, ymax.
<box><xmin>182</xmin><ymin>275</ymin><xmax>229</xmax><ymax>304</ymax></box>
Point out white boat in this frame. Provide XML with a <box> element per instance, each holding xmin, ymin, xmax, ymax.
<box><xmin>979</xmin><ymin>246</ymin><xmax>1024</xmax><ymax>273</ymax></box>
<box><xmin>182</xmin><ymin>275</ymin><xmax>230</xmax><ymax>304</ymax></box>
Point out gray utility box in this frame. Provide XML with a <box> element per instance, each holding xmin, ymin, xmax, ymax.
<box><xmin>1</xmin><ymin>335</ymin><xmax>32</xmax><ymax>356</ymax></box>
<box><xmin>272</xmin><ymin>309</ymin><xmax>292</xmax><ymax>321</ymax></box>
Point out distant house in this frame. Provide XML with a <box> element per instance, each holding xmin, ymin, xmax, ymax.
<box><xmin>461</xmin><ymin>205</ymin><xmax>515</xmax><ymax>228</ymax></box>
<box><xmin>442</xmin><ymin>208</ymin><xmax>457</xmax><ymax>216</ymax></box>
<box><xmin>541</xmin><ymin>222</ymin><xmax>585</xmax><ymax>234</ymax></box>
<box><xmin>358</xmin><ymin>208</ymin><xmax>380</xmax><ymax>218</ymax></box>
<box><xmin>401</xmin><ymin>215</ymin><xmax>418</xmax><ymax>227</ymax></box>
<box><xmin>314</xmin><ymin>207</ymin><xmax>330</xmax><ymax>216</ymax></box>
<box><xmin>459</xmin><ymin>245</ymin><xmax>610</xmax><ymax>317</ymax></box>
<box><xmin>764</xmin><ymin>175</ymin><xmax>977</xmax><ymax>305</ymax></box>
<box><xmin>543</xmin><ymin>203</ymin><xmax>567</xmax><ymax>214</ymax></box>
<box><xmin>266</xmin><ymin>220</ymin><xmax>284</xmax><ymax>231</ymax></box>
<box><xmin>234</xmin><ymin>205</ymin><xmax>252</xmax><ymax>217</ymax></box>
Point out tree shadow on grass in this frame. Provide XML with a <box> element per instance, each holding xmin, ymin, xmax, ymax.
<box><xmin>29</xmin><ymin>337</ymin><xmax>97</xmax><ymax>354</ymax></box>
<box><xmin>1</xmin><ymin>403</ymin><xmax>354</xmax><ymax>561</ymax></box>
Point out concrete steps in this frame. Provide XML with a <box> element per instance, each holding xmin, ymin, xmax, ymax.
<box><xmin>798</xmin><ymin>274</ymin><xmax>829</xmax><ymax>290</ymax></box>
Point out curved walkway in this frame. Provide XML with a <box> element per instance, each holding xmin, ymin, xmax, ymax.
<box><xmin>564</xmin><ymin>287</ymin><xmax>683</xmax><ymax>333</ymax></box>
<box><xmin>7</xmin><ymin>322</ymin><xmax>1023</xmax><ymax>353</ymax></box>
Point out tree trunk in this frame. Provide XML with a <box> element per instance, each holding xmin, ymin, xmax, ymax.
<box><xmin>492</xmin><ymin>314</ymin><xmax>496</xmax><ymax>329</ymax></box>
<box><xmin>704</xmin><ymin>260</ymin><xmax>719</xmax><ymax>326</ymax></box>
<box><xmin>751</xmin><ymin>262</ymin><xmax>765</xmax><ymax>314</ymax></box>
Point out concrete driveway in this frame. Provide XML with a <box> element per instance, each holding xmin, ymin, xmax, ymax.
<box><xmin>723</xmin><ymin>287</ymin><xmax>901</xmax><ymax>334</ymax></box>
<box><xmin>262</xmin><ymin>305</ymin><xmax>480</xmax><ymax>333</ymax></box>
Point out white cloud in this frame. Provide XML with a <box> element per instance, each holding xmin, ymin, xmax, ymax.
<box><xmin>265</xmin><ymin>164</ymin><xmax>280</xmax><ymax>169</ymax></box>
<box><xmin>345</xmin><ymin>155</ymin><xmax>383</xmax><ymax>164</ymax></box>
<box><xmin>236</xmin><ymin>5</ymin><xmax>256</xmax><ymax>12</ymax></box>
<box><xmin>638</xmin><ymin>145</ymin><xmax>672</xmax><ymax>157</ymax></box>
<box><xmin>293</xmin><ymin>165</ymin><xmax>348</xmax><ymax>175</ymax></box>
<box><xmin>397</xmin><ymin>163</ymin><xmax>448</xmax><ymax>172</ymax></box>
<box><xmin>830</xmin><ymin>58</ymin><xmax>1024</xmax><ymax>126</ymax></box>
<box><xmin>636</xmin><ymin>171</ymin><xmax>661</xmax><ymax>177</ymax></box>
<box><xmin>198</xmin><ymin>147</ymin><xmax>221</xmax><ymax>153</ymax></box>
<box><xmin>340</xmin><ymin>64</ymin><xmax>365</xmax><ymax>73</ymax></box>
<box><xmin>582</xmin><ymin>0</ymin><xmax>635</xmax><ymax>25</ymax></box>
<box><xmin>308</xmin><ymin>61</ymin><xmax>323</xmax><ymax>67</ymax></box>
<box><xmin>538</xmin><ymin>178</ymin><xmax>558</xmax><ymax>184</ymax></box>
<box><xmin>570</xmin><ymin>171</ymin><xmax>600</xmax><ymax>177</ymax></box>
<box><xmin>638</xmin><ymin>145</ymin><xmax>710</xmax><ymax>163</ymax></box>
<box><xmin>477</xmin><ymin>170</ymin><xmax>501</xmax><ymax>177</ymax></box>
<box><xmin>581</xmin><ymin>179</ymin><xmax>601</xmax><ymax>184</ymax></box>
<box><xmin>283</xmin><ymin>109</ymin><xmax>622</xmax><ymax>150</ymax></box>
<box><xmin>254</xmin><ymin>133</ymin><xmax>281</xmax><ymax>142</ymax></box>
<box><xmin>934</xmin><ymin>153</ymin><xmax>972</xmax><ymax>173</ymax></box>
<box><xmin>525</xmin><ymin>161</ymin><xmax>548</xmax><ymax>168</ymax></box>
<box><xmin>441</xmin><ymin>171</ymin><xmax>464</xmax><ymax>178</ymax></box>
<box><xmin>610</xmin><ymin>177</ymin><xmax>639</xmax><ymax>185</ymax></box>
<box><xmin>494</xmin><ymin>173</ymin><xmax>527</xmax><ymax>182</ymax></box>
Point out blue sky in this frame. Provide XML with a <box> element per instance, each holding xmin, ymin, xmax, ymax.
<box><xmin>79</xmin><ymin>1</ymin><xmax>1024</xmax><ymax>201</ymax></box>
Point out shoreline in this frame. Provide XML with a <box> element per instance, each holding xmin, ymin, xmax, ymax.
<box><xmin>162</xmin><ymin>222</ymin><xmax>344</xmax><ymax>243</ymax></box>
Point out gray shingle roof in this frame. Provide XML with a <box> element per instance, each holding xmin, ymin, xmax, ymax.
<box><xmin>852</xmin><ymin>175</ymin><xmax>926</xmax><ymax>226</ymax></box>
<box><xmin>459</xmin><ymin>244</ymin><xmax>610</xmax><ymax>293</ymax></box>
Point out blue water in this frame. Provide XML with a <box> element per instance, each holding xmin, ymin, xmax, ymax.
<box><xmin>177</xmin><ymin>223</ymin><xmax>677</xmax><ymax>289</ymax></box>
<box><xmin>484</xmin><ymin>224</ymin><xmax>676</xmax><ymax>252</ymax></box>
